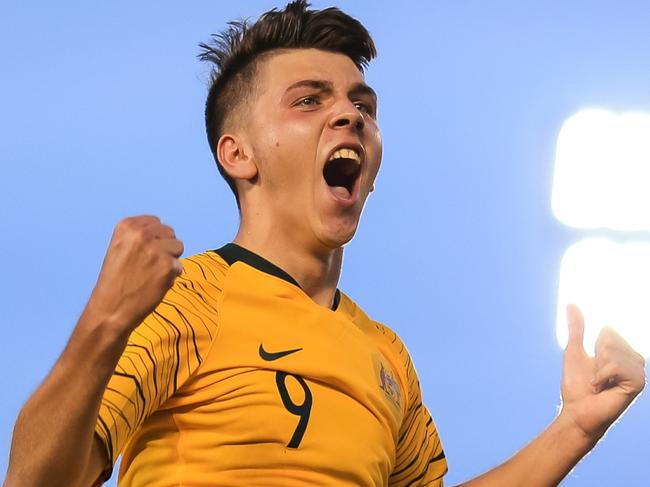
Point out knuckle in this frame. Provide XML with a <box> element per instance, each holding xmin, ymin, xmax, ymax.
<box><xmin>132</xmin><ymin>229</ymin><xmax>148</xmax><ymax>247</ymax></box>
<box><xmin>598</xmin><ymin>335</ymin><xmax>621</xmax><ymax>355</ymax></box>
<box><xmin>636</xmin><ymin>353</ymin><xmax>646</xmax><ymax>367</ymax></box>
<box><xmin>144</xmin><ymin>215</ymin><xmax>162</xmax><ymax>228</ymax></box>
<box><xmin>138</xmin><ymin>224</ymin><xmax>156</xmax><ymax>241</ymax></box>
<box><xmin>597</xmin><ymin>332</ymin><xmax>614</xmax><ymax>348</ymax></box>
<box><xmin>597</xmin><ymin>345</ymin><xmax>613</xmax><ymax>362</ymax></box>
<box><xmin>116</xmin><ymin>217</ymin><xmax>132</xmax><ymax>232</ymax></box>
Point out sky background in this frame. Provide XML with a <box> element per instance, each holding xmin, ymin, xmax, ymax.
<box><xmin>1</xmin><ymin>1</ymin><xmax>649</xmax><ymax>485</ymax></box>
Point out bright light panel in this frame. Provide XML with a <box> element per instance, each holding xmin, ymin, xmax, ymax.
<box><xmin>556</xmin><ymin>238</ymin><xmax>650</xmax><ymax>357</ymax></box>
<box><xmin>552</xmin><ymin>108</ymin><xmax>650</xmax><ymax>231</ymax></box>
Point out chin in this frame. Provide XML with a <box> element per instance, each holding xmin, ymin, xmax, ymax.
<box><xmin>315</xmin><ymin>221</ymin><xmax>359</xmax><ymax>250</ymax></box>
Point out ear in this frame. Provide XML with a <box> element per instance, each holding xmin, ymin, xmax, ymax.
<box><xmin>216</xmin><ymin>133</ymin><xmax>258</xmax><ymax>181</ymax></box>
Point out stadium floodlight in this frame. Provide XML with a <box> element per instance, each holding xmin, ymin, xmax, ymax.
<box><xmin>552</xmin><ymin>108</ymin><xmax>650</xmax><ymax>232</ymax></box>
<box><xmin>556</xmin><ymin>238</ymin><xmax>650</xmax><ymax>357</ymax></box>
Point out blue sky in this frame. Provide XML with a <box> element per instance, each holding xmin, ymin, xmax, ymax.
<box><xmin>2</xmin><ymin>1</ymin><xmax>649</xmax><ymax>485</ymax></box>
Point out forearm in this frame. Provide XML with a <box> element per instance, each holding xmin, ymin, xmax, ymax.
<box><xmin>5</xmin><ymin>305</ymin><xmax>128</xmax><ymax>487</ymax></box>
<box><xmin>457</xmin><ymin>414</ymin><xmax>599</xmax><ymax>487</ymax></box>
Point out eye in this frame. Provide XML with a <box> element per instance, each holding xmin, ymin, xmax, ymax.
<box><xmin>354</xmin><ymin>101</ymin><xmax>376</xmax><ymax>117</ymax></box>
<box><xmin>354</xmin><ymin>102</ymin><xmax>369</xmax><ymax>112</ymax></box>
<box><xmin>296</xmin><ymin>95</ymin><xmax>320</xmax><ymax>107</ymax></box>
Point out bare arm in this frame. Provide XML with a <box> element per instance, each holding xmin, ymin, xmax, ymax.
<box><xmin>456</xmin><ymin>414</ymin><xmax>595</xmax><ymax>486</ymax></box>
<box><xmin>5</xmin><ymin>306</ymin><xmax>126</xmax><ymax>487</ymax></box>
<box><xmin>4</xmin><ymin>216</ymin><xmax>183</xmax><ymax>487</ymax></box>
<box><xmin>456</xmin><ymin>305</ymin><xmax>646</xmax><ymax>487</ymax></box>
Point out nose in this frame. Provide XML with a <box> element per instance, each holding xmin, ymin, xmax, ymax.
<box><xmin>329</xmin><ymin>103</ymin><xmax>365</xmax><ymax>132</ymax></box>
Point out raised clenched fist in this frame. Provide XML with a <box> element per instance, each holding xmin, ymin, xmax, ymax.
<box><xmin>85</xmin><ymin>216</ymin><xmax>184</xmax><ymax>338</ymax></box>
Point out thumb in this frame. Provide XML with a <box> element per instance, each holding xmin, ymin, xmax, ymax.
<box><xmin>566</xmin><ymin>304</ymin><xmax>586</xmax><ymax>352</ymax></box>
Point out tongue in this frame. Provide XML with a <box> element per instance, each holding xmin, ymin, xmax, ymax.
<box><xmin>330</xmin><ymin>185</ymin><xmax>351</xmax><ymax>199</ymax></box>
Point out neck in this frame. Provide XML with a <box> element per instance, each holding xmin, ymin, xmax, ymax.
<box><xmin>233</xmin><ymin>222</ymin><xmax>343</xmax><ymax>309</ymax></box>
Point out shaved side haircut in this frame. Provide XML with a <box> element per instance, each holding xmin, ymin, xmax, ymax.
<box><xmin>198</xmin><ymin>0</ymin><xmax>377</xmax><ymax>203</ymax></box>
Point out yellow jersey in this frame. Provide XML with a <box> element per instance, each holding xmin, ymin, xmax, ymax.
<box><xmin>95</xmin><ymin>244</ymin><xmax>447</xmax><ymax>486</ymax></box>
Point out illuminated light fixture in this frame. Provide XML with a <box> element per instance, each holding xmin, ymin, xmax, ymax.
<box><xmin>552</xmin><ymin>108</ymin><xmax>650</xmax><ymax>232</ymax></box>
<box><xmin>556</xmin><ymin>238</ymin><xmax>650</xmax><ymax>357</ymax></box>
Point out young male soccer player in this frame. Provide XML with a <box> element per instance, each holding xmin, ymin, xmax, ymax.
<box><xmin>5</xmin><ymin>1</ymin><xmax>646</xmax><ymax>486</ymax></box>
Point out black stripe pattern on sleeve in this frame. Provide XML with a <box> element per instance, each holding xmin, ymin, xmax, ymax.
<box><xmin>95</xmin><ymin>252</ymin><xmax>226</xmax><ymax>465</ymax></box>
<box><xmin>388</xmin><ymin>332</ymin><xmax>448</xmax><ymax>486</ymax></box>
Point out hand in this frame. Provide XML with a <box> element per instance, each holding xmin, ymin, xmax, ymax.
<box><xmin>85</xmin><ymin>215</ymin><xmax>184</xmax><ymax>336</ymax></box>
<box><xmin>560</xmin><ymin>304</ymin><xmax>646</xmax><ymax>440</ymax></box>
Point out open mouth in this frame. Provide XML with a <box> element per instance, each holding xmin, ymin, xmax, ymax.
<box><xmin>323</xmin><ymin>148</ymin><xmax>362</xmax><ymax>200</ymax></box>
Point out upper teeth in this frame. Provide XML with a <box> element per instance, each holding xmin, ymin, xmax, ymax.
<box><xmin>329</xmin><ymin>148</ymin><xmax>361</xmax><ymax>162</ymax></box>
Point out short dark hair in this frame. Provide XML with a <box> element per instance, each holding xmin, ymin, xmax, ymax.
<box><xmin>198</xmin><ymin>0</ymin><xmax>377</xmax><ymax>203</ymax></box>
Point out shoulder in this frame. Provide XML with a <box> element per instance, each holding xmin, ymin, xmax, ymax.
<box><xmin>340</xmin><ymin>292</ymin><xmax>410</xmax><ymax>356</ymax></box>
<box><xmin>339</xmin><ymin>292</ymin><xmax>417</xmax><ymax>390</ymax></box>
<box><xmin>180</xmin><ymin>250</ymin><xmax>230</xmax><ymax>286</ymax></box>
<box><xmin>136</xmin><ymin>250</ymin><xmax>231</xmax><ymax>348</ymax></box>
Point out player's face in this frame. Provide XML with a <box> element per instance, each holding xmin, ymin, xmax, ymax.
<box><xmin>244</xmin><ymin>49</ymin><xmax>382</xmax><ymax>252</ymax></box>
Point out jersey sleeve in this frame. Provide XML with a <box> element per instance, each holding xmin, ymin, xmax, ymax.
<box><xmin>94</xmin><ymin>254</ymin><xmax>224</xmax><ymax>474</ymax></box>
<box><xmin>389</xmin><ymin>338</ymin><xmax>448</xmax><ymax>487</ymax></box>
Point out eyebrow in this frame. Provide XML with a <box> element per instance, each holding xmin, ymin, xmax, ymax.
<box><xmin>349</xmin><ymin>82</ymin><xmax>377</xmax><ymax>102</ymax></box>
<box><xmin>285</xmin><ymin>79</ymin><xmax>334</xmax><ymax>95</ymax></box>
<box><xmin>285</xmin><ymin>79</ymin><xmax>377</xmax><ymax>101</ymax></box>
